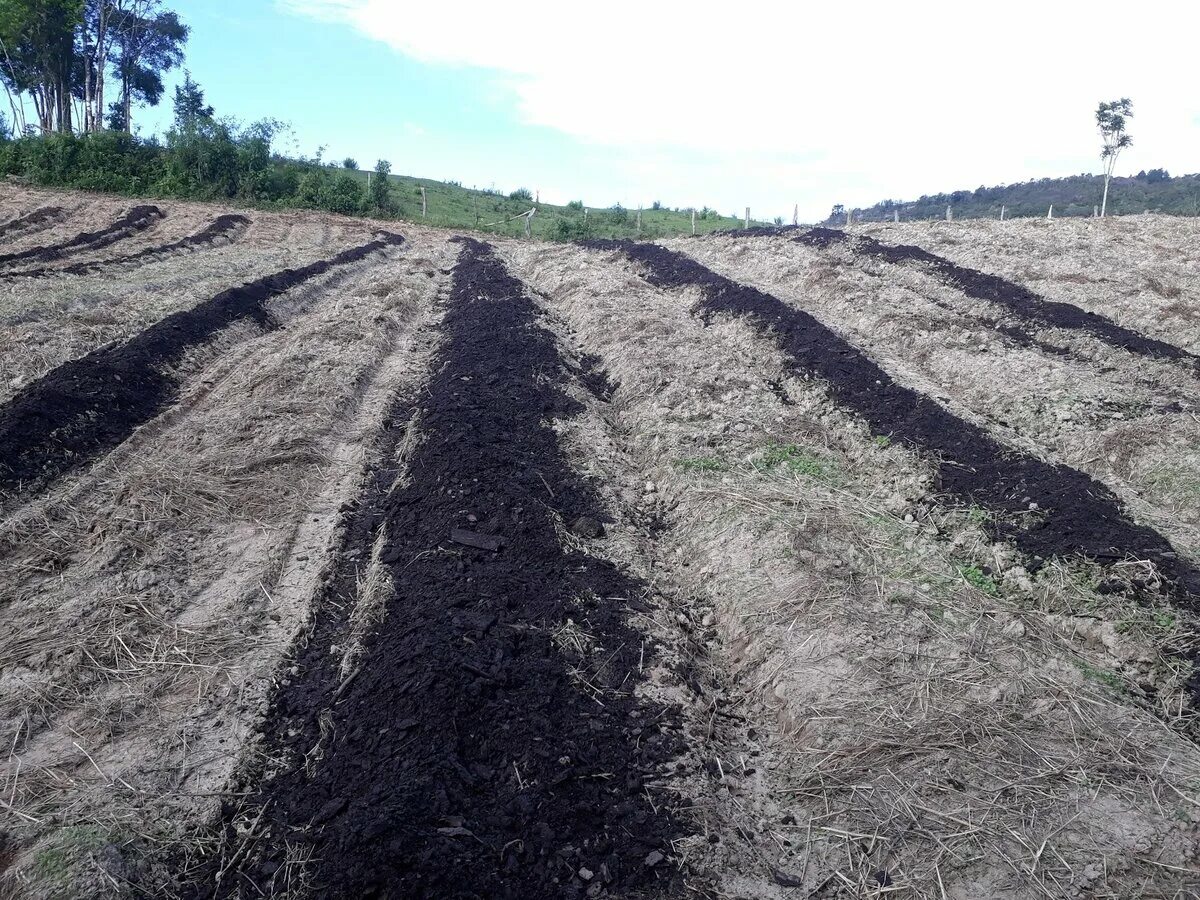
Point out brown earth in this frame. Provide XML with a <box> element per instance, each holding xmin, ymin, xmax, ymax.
<box><xmin>0</xmin><ymin>186</ymin><xmax>1197</xmax><ymax>899</ymax></box>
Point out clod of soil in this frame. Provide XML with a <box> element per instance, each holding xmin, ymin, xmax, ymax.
<box><xmin>585</xmin><ymin>239</ymin><xmax>1200</xmax><ymax>612</ymax></box>
<box><xmin>797</xmin><ymin>227</ymin><xmax>1198</xmax><ymax>367</ymax></box>
<box><xmin>0</xmin><ymin>205</ymin><xmax>165</xmax><ymax>269</ymax></box>
<box><xmin>204</xmin><ymin>238</ymin><xmax>681</xmax><ymax>898</ymax></box>
<box><xmin>0</xmin><ymin>232</ymin><xmax>404</xmax><ymax>500</ymax></box>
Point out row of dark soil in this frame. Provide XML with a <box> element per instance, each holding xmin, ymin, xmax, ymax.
<box><xmin>199</xmin><ymin>239</ymin><xmax>681</xmax><ymax>899</ymax></box>
<box><xmin>585</xmin><ymin>239</ymin><xmax>1200</xmax><ymax>615</ymax></box>
<box><xmin>0</xmin><ymin>205</ymin><xmax>65</xmax><ymax>241</ymax></box>
<box><xmin>0</xmin><ymin>232</ymin><xmax>404</xmax><ymax>501</ymax></box>
<box><xmin>798</xmin><ymin>227</ymin><xmax>1197</xmax><ymax>367</ymax></box>
<box><xmin>9</xmin><ymin>214</ymin><xmax>251</xmax><ymax>279</ymax></box>
<box><xmin>0</xmin><ymin>205</ymin><xmax>164</xmax><ymax>270</ymax></box>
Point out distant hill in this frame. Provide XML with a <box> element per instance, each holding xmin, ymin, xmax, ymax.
<box><xmin>827</xmin><ymin>170</ymin><xmax>1200</xmax><ymax>224</ymax></box>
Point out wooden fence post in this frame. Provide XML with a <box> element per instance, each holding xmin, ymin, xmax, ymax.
<box><xmin>1047</xmin><ymin>205</ymin><xmax>1053</xmax><ymax>220</ymax></box>
<box><xmin>1000</xmin><ymin>205</ymin><xmax>1006</xmax><ymax>221</ymax></box>
<box><xmin>525</xmin><ymin>207</ymin><xmax>535</xmax><ymax>238</ymax></box>
<box><xmin>691</xmin><ymin>208</ymin><xmax>696</xmax><ymax>236</ymax></box>
<box><xmin>473</xmin><ymin>194</ymin><xmax>479</xmax><ymax>226</ymax></box>
<box><xmin>946</xmin><ymin>205</ymin><xmax>953</xmax><ymax>221</ymax></box>
<box><xmin>1093</xmin><ymin>205</ymin><xmax>1099</xmax><ymax>218</ymax></box>
<box><xmin>744</xmin><ymin>207</ymin><xmax>750</xmax><ymax>229</ymax></box>
<box><xmin>793</xmin><ymin>204</ymin><xmax>798</xmax><ymax>227</ymax></box>
<box><xmin>893</xmin><ymin>209</ymin><xmax>899</xmax><ymax>223</ymax></box>
<box><xmin>583</xmin><ymin>208</ymin><xmax>589</xmax><ymax>223</ymax></box>
<box><xmin>421</xmin><ymin>186</ymin><xmax>427</xmax><ymax>218</ymax></box>
<box><xmin>636</xmin><ymin>205</ymin><xmax>642</xmax><ymax>234</ymax></box>
<box><xmin>846</xmin><ymin>208</ymin><xmax>852</xmax><ymax>227</ymax></box>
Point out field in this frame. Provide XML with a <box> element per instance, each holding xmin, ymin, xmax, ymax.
<box><xmin>0</xmin><ymin>185</ymin><xmax>1198</xmax><ymax>899</ymax></box>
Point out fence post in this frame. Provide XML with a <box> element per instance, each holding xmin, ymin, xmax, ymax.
<box><xmin>946</xmin><ymin>205</ymin><xmax>953</xmax><ymax>221</ymax></box>
<box><xmin>636</xmin><ymin>205</ymin><xmax>642</xmax><ymax>234</ymax></box>
<box><xmin>1093</xmin><ymin>205</ymin><xmax>1098</xmax><ymax>218</ymax></box>
<box><xmin>1000</xmin><ymin>205</ymin><xmax>1005</xmax><ymax>221</ymax></box>
<box><xmin>744</xmin><ymin>207</ymin><xmax>750</xmax><ymax>229</ymax></box>
<box><xmin>793</xmin><ymin>204</ymin><xmax>799</xmax><ymax>227</ymax></box>
<box><xmin>1047</xmin><ymin>205</ymin><xmax>1053</xmax><ymax>220</ymax></box>
<box><xmin>584</xmin><ymin>207</ymin><xmax>589</xmax><ymax>223</ymax></box>
<box><xmin>473</xmin><ymin>194</ymin><xmax>479</xmax><ymax>226</ymax></box>
<box><xmin>525</xmin><ymin>207</ymin><xmax>535</xmax><ymax>238</ymax></box>
<box><xmin>691</xmin><ymin>208</ymin><xmax>696</xmax><ymax>236</ymax></box>
<box><xmin>893</xmin><ymin>209</ymin><xmax>899</xmax><ymax>223</ymax></box>
<box><xmin>421</xmin><ymin>186</ymin><xmax>427</xmax><ymax>218</ymax></box>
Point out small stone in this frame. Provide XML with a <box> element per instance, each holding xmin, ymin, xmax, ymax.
<box><xmin>643</xmin><ymin>850</ymin><xmax>665</xmax><ymax>867</ymax></box>
<box><xmin>644</xmin><ymin>480</ymin><xmax>657</xmax><ymax>493</ymax></box>
<box><xmin>570</xmin><ymin>517</ymin><xmax>605</xmax><ymax>539</ymax></box>
<box><xmin>701</xmin><ymin>613</ymin><xmax>715</xmax><ymax>627</ymax></box>
<box><xmin>734</xmin><ymin>422</ymin><xmax>748</xmax><ymax>433</ymax></box>
<box><xmin>578</xmin><ymin>867</ymin><xmax>594</xmax><ymax>882</ymax></box>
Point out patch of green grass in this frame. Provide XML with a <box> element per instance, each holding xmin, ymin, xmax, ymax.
<box><xmin>957</xmin><ymin>564</ymin><xmax>999</xmax><ymax>596</ymax></box>
<box><xmin>872</xmin><ymin>434</ymin><xmax>892</xmax><ymax>448</ymax></box>
<box><xmin>754</xmin><ymin>442</ymin><xmax>829</xmax><ymax>478</ymax></box>
<box><xmin>676</xmin><ymin>456</ymin><xmax>726</xmax><ymax>473</ymax></box>
<box><xmin>965</xmin><ymin>505</ymin><xmax>992</xmax><ymax>526</ymax></box>
<box><xmin>1075</xmin><ymin>659</ymin><xmax>1126</xmax><ymax>694</ymax></box>
<box><xmin>32</xmin><ymin>826</ymin><xmax>108</xmax><ymax>885</ymax></box>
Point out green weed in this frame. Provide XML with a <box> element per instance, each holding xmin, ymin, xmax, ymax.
<box><xmin>755</xmin><ymin>442</ymin><xmax>828</xmax><ymax>478</ymax></box>
<box><xmin>957</xmin><ymin>564</ymin><xmax>999</xmax><ymax>595</ymax></box>
<box><xmin>676</xmin><ymin>456</ymin><xmax>726</xmax><ymax>473</ymax></box>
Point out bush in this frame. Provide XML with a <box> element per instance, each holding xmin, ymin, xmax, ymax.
<box><xmin>566</xmin><ymin>199</ymin><xmax>584</xmax><ymax>211</ymax></box>
<box><xmin>326</xmin><ymin>173</ymin><xmax>364</xmax><ymax>214</ymax></box>
<box><xmin>371</xmin><ymin>160</ymin><xmax>391</xmax><ymax>209</ymax></box>
<box><xmin>553</xmin><ymin>218</ymin><xmax>594</xmax><ymax>242</ymax></box>
<box><xmin>509</xmin><ymin>187</ymin><xmax>532</xmax><ymax>201</ymax></box>
<box><xmin>342</xmin><ymin>157</ymin><xmax>358</xmax><ymax>169</ymax></box>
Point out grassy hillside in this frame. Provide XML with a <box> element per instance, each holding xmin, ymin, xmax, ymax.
<box><xmin>339</xmin><ymin>169</ymin><xmax>749</xmax><ymax>239</ymax></box>
<box><xmin>832</xmin><ymin>171</ymin><xmax>1200</xmax><ymax>224</ymax></box>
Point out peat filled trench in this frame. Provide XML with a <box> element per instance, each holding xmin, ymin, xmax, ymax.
<box><xmin>203</xmin><ymin>238</ymin><xmax>681</xmax><ymax>899</ymax></box>
<box><xmin>0</xmin><ymin>204</ymin><xmax>165</xmax><ymax>270</ymax></box>
<box><xmin>7</xmin><ymin>213</ymin><xmax>251</xmax><ymax>279</ymax></box>
<box><xmin>0</xmin><ymin>232</ymin><xmax>404</xmax><ymax>501</ymax></box>
<box><xmin>586</xmin><ymin>240</ymin><xmax>1200</xmax><ymax>616</ymax></box>
<box><xmin>0</xmin><ymin>205</ymin><xmax>65</xmax><ymax>241</ymax></box>
<box><xmin>797</xmin><ymin>227</ymin><xmax>1199</xmax><ymax>369</ymax></box>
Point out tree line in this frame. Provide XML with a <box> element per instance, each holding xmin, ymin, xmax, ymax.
<box><xmin>0</xmin><ymin>0</ymin><xmax>186</xmax><ymax>136</ymax></box>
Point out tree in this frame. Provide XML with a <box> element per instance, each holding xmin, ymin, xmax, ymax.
<box><xmin>0</xmin><ymin>0</ymin><xmax>84</xmax><ymax>133</ymax></box>
<box><xmin>172</xmin><ymin>70</ymin><xmax>210</xmax><ymax>131</ymax></box>
<box><xmin>109</xmin><ymin>3</ymin><xmax>187</xmax><ymax>133</ymax></box>
<box><xmin>342</xmin><ymin>156</ymin><xmax>356</xmax><ymax>169</ymax></box>
<box><xmin>370</xmin><ymin>159</ymin><xmax>390</xmax><ymax>209</ymax></box>
<box><xmin>1096</xmin><ymin>98</ymin><xmax>1132</xmax><ymax>218</ymax></box>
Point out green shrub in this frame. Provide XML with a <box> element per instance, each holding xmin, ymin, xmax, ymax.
<box><xmin>509</xmin><ymin>187</ymin><xmax>533</xmax><ymax>201</ymax></box>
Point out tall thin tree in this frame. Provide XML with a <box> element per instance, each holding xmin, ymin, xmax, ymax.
<box><xmin>1097</xmin><ymin>98</ymin><xmax>1133</xmax><ymax>218</ymax></box>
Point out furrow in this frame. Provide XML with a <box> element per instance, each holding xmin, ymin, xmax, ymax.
<box><xmin>586</xmin><ymin>239</ymin><xmax>1200</xmax><ymax>613</ymax></box>
<box><xmin>0</xmin><ymin>204</ymin><xmax>165</xmax><ymax>270</ymax></box>
<box><xmin>202</xmin><ymin>238</ymin><xmax>682</xmax><ymax>898</ymax></box>
<box><xmin>0</xmin><ymin>232</ymin><xmax>404</xmax><ymax>502</ymax></box>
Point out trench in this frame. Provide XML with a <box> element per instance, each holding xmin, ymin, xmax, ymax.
<box><xmin>585</xmin><ymin>239</ymin><xmax>1200</xmax><ymax>614</ymax></box>
<box><xmin>202</xmin><ymin>238</ymin><xmax>682</xmax><ymax>899</ymax></box>
<box><xmin>0</xmin><ymin>205</ymin><xmax>65</xmax><ymax>241</ymax></box>
<box><xmin>797</xmin><ymin>227</ymin><xmax>1199</xmax><ymax>368</ymax></box>
<box><xmin>0</xmin><ymin>232</ymin><xmax>404</xmax><ymax>501</ymax></box>
<box><xmin>7</xmin><ymin>213</ymin><xmax>251</xmax><ymax>279</ymax></box>
<box><xmin>0</xmin><ymin>205</ymin><xmax>164</xmax><ymax>269</ymax></box>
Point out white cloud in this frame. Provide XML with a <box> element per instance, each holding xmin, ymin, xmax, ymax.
<box><xmin>280</xmin><ymin>0</ymin><xmax>1200</xmax><ymax>219</ymax></box>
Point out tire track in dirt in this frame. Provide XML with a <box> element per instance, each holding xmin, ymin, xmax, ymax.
<box><xmin>0</xmin><ymin>205</ymin><xmax>65</xmax><ymax>241</ymax></box>
<box><xmin>0</xmin><ymin>233</ymin><xmax>404</xmax><ymax>502</ymax></box>
<box><xmin>0</xmin><ymin>204</ymin><xmax>165</xmax><ymax>270</ymax></box>
<box><xmin>4</xmin><ymin>213</ymin><xmax>251</xmax><ymax>279</ymax></box>
<box><xmin>586</xmin><ymin>240</ymin><xmax>1200</xmax><ymax>614</ymax></box>
<box><xmin>203</xmin><ymin>238</ymin><xmax>681</xmax><ymax>898</ymax></box>
<box><xmin>798</xmin><ymin>227</ymin><xmax>1199</xmax><ymax>369</ymax></box>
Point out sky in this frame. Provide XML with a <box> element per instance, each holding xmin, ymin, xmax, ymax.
<box><xmin>134</xmin><ymin>0</ymin><xmax>1200</xmax><ymax>221</ymax></box>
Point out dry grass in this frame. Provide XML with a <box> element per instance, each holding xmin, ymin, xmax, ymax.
<box><xmin>0</xmin><ymin>229</ymin><xmax>452</xmax><ymax>895</ymax></box>
<box><xmin>507</xmin><ymin>240</ymin><xmax>1200</xmax><ymax>899</ymax></box>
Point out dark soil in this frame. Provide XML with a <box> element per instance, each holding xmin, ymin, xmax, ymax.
<box><xmin>202</xmin><ymin>239</ymin><xmax>682</xmax><ymax>899</ymax></box>
<box><xmin>0</xmin><ymin>204</ymin><xmax>164</xmax><ymax>270</ymax></box>
<box><xmin>9</xmin><ymin>214</ymin><xmax>251</xmax><ymax>278</ymax></box>
<box><xmin>0</xmin><ymin>232</ymin><xmax>404</xmax><ymax>501</ymax></box>
<box><xmin>0</xmin><ymin>205</ymin><xmax>65</xmax><ymax>240</ymax></box>
<box><xmin>585</xmin><ymin>239</ymin><xmax>1200</xmax><ymax>612</ymax></box>
<box><xmin>797</xmin><ymin>228</ymin><xmax>1198</xmax><ymax>368</ymax></box>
